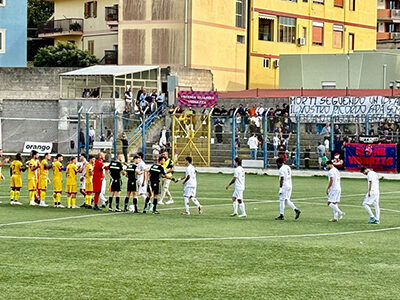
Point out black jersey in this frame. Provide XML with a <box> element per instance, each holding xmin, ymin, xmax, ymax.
<box><xmin>149</xmin><ymin>164</ymin><xmax>165</xmax><ymax>183</ymax></box>
<box><xmin>126</xmin><ymin>163</ymin><xmax>137</xmax><ymax>182</ymax></box>
<box><xmin>109</xmin><ymin>161</ymin><xmax>123</xmax><ymax>180</ymax></box>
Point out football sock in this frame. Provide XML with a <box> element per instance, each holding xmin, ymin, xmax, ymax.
<box><xmin>67</xmin><ymin>197</ymin><xmax>71</xmax><ymax>207</ymax></box>
<box><xmin>279</xmin><ymin>200</ymin><xmax>285</xmax><ymax>215</ymax></box>
<box><xmin>124</xmin><ymin>197</ymin><xmax>129</xmax><ymax>209</ymax></box>
<box><xmin>40</xmin><ymin>191</ymin><xmax>46</xmax><ymax>201</ymax></box>
<box><xmin>115</xmin><ymin>197</ymin><xmax>120</xmax><ymax>209</ymax></box>
<box><xmin>15</xmin><ymin>191</ymin><xmax>20</xmax><ymax>201</ymax></box>
<box><xmin>329</xmin><ymin>203</ymin><xmax>340</xmax><ymax>219</ymax></box>
<box><xmin>335</xmin><ymin>204</ymin><xmax>343</xmax><ymax>215</ymax></box>
<box><xmin>233</xmin><ymin>201</ymin><xmax>238</xmax><ymax>214</ymax></box>
<box><xmin>72</xmin><ymin>197</ymin><xmax>76</xmax><ymax>207</ymax></box>
<box><xmin>238</xmin><ymin>200</ymin><xmax>246</xmax><ymax>215</ymax></box>
<box><xmin>363</xmin><ymin>203</ymin><xmax>374</xmax><ymax>218</ymax></box>
<box><xmin>374</xmin><ymin>203</ymin><xmax>380</xmax><ymax>220</ymax></box>
<box><xmin>191</xmin><ymin>197</ymin><xmax>200</xmax><ymax>208</ymax></box>
<box><xmin>94</xmin><ymin>193</ymin><xmax>99</xmax><ymax>205</ymax></box>
<box><xmin>285</xmin><ymin>199</ymin><xmax>297</xmax><ymax>211</ymax></box>
<box><xmin>152</xmin><ymin>198</ymin><xmax>158</xmax><ymax>211</ymax></box>
<box><xmin>133</xmin><ymin>198</ymin><xmax>138</xmax><ymax>211</ymax></box>
<box><xmin>29</xmin><ymin>191</ymin><xmax>35</xmax><ymax>201</ymax></box>
<box><xmin>53</xmin><ymin>192</ymin><xmax>57</xmax><ymax>203</ymax></box>
<box><xmin>108</xmin><ymin>196</ymin><xmax>113</xmax><ymax>208</ymax></box>
<box><xmin>10</xmin><ymin>190</ymin><xmax>14</xmax><ymax>201</ymax></box>
<box><xmin>144</xmin><ymin>197</ymin><xmax>150</xmax><ymax>210</ymax></box>
<box><xmin>184</xmin><ymin>197</ymin><xmax>190</xmax><ymax>212</ymax></box>
<box><xmin>57</xmin><ymin>193</ymin><xmax>61</xmax><ymax>204</ymax></box>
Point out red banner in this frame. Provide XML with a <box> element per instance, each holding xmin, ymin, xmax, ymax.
<box><xmin>177</xmin><ymin>91</ymin><xmax>218</xmax><ymax>107</ymax></box>
<box><xmin>345</xmin><ymin>143</ymin><xmax>398</xmax><ymax>173</ymax></box>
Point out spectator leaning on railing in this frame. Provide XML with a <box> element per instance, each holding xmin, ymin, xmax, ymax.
<box><xmin>248</xmin><ymin>134</ymin><xmax>258</xmax><ymax>160</ymax></box>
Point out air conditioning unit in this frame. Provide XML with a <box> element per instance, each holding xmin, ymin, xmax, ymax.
<box><xmin>273</xmin><ymin>59</ymin><xmax>279</xmax><ymax>68</ymax></box>
<box><xmin>392</xmin><ymin>32</ymin><xmax>400</xmax><ymax>39</ymax></box>
<box><xmin>297</xmin><ymin>37</ymin><xmax>306</xmax><ymax>46</ymax></box>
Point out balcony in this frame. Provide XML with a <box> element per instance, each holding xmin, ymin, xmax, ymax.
<box><xmin>105</xmin><ymin>6</ymin><xmax>118</xmax><ymax>31</ymax></box>
<box><xmin>377</xmin><ymin>32</ymin><xmax>400</xmax><ymax>41</ymax></box>
<box><xmin>39</xmin><ymin>18</ymin><xmax>83</xmax><ymax>38</ymax></box>
<box><xmin>377</xmin><ymin>9</ymin><xmax>400</xmax><ymax>21</ymax></box>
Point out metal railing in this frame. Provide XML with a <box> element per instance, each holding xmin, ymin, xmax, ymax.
<box><xmin>39</xmin><ymin>18</ymin><xmax>84</xmax><ymax>35</ymax></box>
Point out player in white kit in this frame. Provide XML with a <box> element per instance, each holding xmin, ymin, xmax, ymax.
<box><xmin>181</xmin><ymin>156</ymin><xmax>203</xmax><ymax>215</ymax></box>
<box><xmin>275</xmin><ymin>157</ymin><xmax>301</xmax><ymax>220</ymax></box>
<box><xmin>360</xmin><ymin>167</ymin><xmax>380</xmax><ymax>224</ymax></box>
<box><xmin>78</xmin><ymin>153</ymin><xmax>88</xmax><ymax>207</ymax></box>
<box><xmin>136</xmin><ymin>152</ymin><xmax>148</xmax><ymax>204</ymax></box>
<box><xmin>326</xmin><ymin>161</ymin><xmax>345</xmax><ymax>222</ymax></box>
<box><xmin>226</xmin><ymin>157</ymin><xmax>247</xmax><ymax>217</ymax></box>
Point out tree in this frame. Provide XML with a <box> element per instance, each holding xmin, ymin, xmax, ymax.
<box><xmin>28</xmin><ymin>0</ymin><xmax>54</xmax><ymax>28</ymax></box>
<box><xmin>33</xmin><ymin>43</ymin><xmax>100</xmax><ymax>67</ymax></box>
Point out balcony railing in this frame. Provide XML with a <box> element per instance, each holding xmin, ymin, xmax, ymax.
<box><xmin>39</xmin><ymin>18</ymin><xmax>84</xmax><ymax>37</ymax></box>
<box><xmin>105</xmin><ymin>6</ymin><xmax>118</xmax><ymax>22</ymax></box>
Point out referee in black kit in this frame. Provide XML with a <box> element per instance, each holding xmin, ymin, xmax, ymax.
<box><xmin>144</xmin><ymin>156</ymin><xmax>166</xmax><ymax>214</ymax></box>
<box><xmin>107</xmin><ymin>154</ymin><xmax>125</xmax><ymax>212</ymax></box>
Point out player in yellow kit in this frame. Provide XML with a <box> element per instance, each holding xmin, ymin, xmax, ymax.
<box><xmin>38</xmin><ymin>153</ymin><xmax>52</xmax><ymax>207</ymax></box>
<box><xmin>28</xmin><ymin>150</ymin><xmax>40</xmax><ymax>206</ymax></box>
<box><xmin>10</xmin><ymin>153</ymin><xmax>26</xmax><ymax>205</ymax></box>
<box><xmin>52</xmin><ymin>154</ymin><xmax>64</xmax><ymax>208</ymax></box>
<box><xmin>66</xmin><ymin>156</ymin><xmax>79</xmax><ymax>208</ymax></box>
<box><xmin>84</xmin><ymin>155</ymin><xmax>95</xmax><ymax>209</ymax></box>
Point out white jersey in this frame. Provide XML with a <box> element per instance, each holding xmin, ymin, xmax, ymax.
<box><xmin>137</xmin><ymin>160</ymin><xmax>146</xmax><ymax>182</ymax></box>
<box><xmin>234</xmin><ymin>166</ymin><xmax>245</xmax><ymax>191</ymax></box>
<box><xmin>328</xmin><ymin>167</ymin><xmax>341</xmax><ymax>191</ymax></box>
<box><xmin>367</xmin><ymin>170</ymin><xmax>379</xmax><ymax>194</ymax></box>
<box><xmin>185</xmin><ymin>164</ymin><xmax>197</xmax><ymax>188</ymax></box>
<box><xmin>78</xmin><ymin>161</ymin><xmax>87</xmax><ymax>179</ymax></box>
<box><xmin>279</xmin><ymin>164</ymin><xmax>292</xmax><ymax>189</ymax></box>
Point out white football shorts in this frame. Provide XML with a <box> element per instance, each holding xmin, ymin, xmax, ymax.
<box><xmin>184</xmin><ymin>186</ymin><xmax>196</xmax><ymax>198</ymax></box>
<box><xmin>363</xmin><ymin>192</ymin><xmax>380</xmax><ymax>206</ymax></box>
<box><xmin>232</xmin><ymin>189</ymin><xmax>244</xmax><ymax>200</ymax></box>
<box><xmin>328</xmin><ymin>189</ymin><xmax>341</xmax><ymax>203</ymax></box>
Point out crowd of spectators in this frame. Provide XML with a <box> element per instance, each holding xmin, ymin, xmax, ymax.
<box><xmin>82</xmin><ymin>88</ymin><xmax>100</xmax><ymax>98</ymax></box>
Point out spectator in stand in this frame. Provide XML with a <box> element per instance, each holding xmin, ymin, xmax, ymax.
<box><xmin>89</xmin><ymin>125</ymin><xmax>95</xmax><ymax>149</ymax></box>
<box><xmin>324</xmin><ymin>137</ymin><xmax>330</xmax><ymax>157</ymax></box>
<box><xmin>159</xmin><ymin>125</ymin><xmax>169</xmax><ymax>148</ymax></box>
<box><xmin>274</xmin><ymin>105</ymin><xmax>282</xmax><ymax>118</ymax></box>
<box><xmin>256</xmin><ymin>103</ymin><xmax>265</xmax><ymax>118</ymax></box>
<box><xmin>321</xmin><ymin>122</ymin><xmax>331</xmax><ymax>135</ymax></box>
<box><xmin>150</xmin><ymin>98</ymin><xmax>158</xmax><ymax>113</ymax></box>
<box><xmin>248</xmin><ymin>134</ymin><xmax>258</xmax><ymax>160</ymax></box>
<box><xmin>334</xmin><ymin>124</ymin><xmax>342</xmax><ymax>135</ymax></box>
<box><xmin>267</xmin><ymin>107</ymin><xmax>275</xmax><ymax>133</ymax></box>
<box><xmin>243</xmin><ymin>104</ymin><xmax>250</xmax><ymax>137</ymax></box>
<box><xmin>277</xmin><ymin>144</ymin><xmax>287</xmax><ymax>162</ymax></box>
<box><xmin>282</xmin><ymin>103</ymin><xmax>290</xmax><ymax>115</ymax></box>
<box><xmin>145</xmin><ymin>92</ymin><xmax>153</xmax><ymax>104</ymax></box>
<box><xmin>290</xmin><ymin>147</ymin><xmax>297</xmax><ymax>167</ymax></box>
<box><xmin>221</xmin><ymin>105</ymin><xmax>229</xmax><ymax>124</ymax></box>
<box><xmin>228</xmin><ymin>104</ymin><xmax>236</xmax><ymax>119</ymax></box>
<box><xmin>282</xmin><ymin>125</ymin><xmax>291</xmax><ymax>145</ymax></box>
<box><xmin>156</xmin><ymin>91</ymin><xmax>165</xmax><ymax>108</ymax></box>
<box><xmin>120</xmin><ymin>133</ymin><xmax>129</xmax><ymax>162</ymax></box>
<box><xmin>317</xmin><ymin>142</ymin><xmax>326</xmax><ymax>170</ymax></box>
<box><xmin>136</xmin><ymin>86</ymin><xmax>145</xmax><ymax>101</ymax></box>
<box><xmin>214</xmin><ymin>119</ymin><xmax>224</xmax><ymax>143</ymax></box>
<box><xmin>140</xmin><ymin>97</ymin><xmax>148</xmax><ymax>112</ymax></box>
<box><xmin>212</xmin><ymin>104</ymin><xmax>222</xmax><ymax>125</ymax></box>
<box><xmin>235</xmin><ymin>127</ymin><xmax>240</xmax><ymax>152</ymax></box>
<box><xmin>122</xmin><ymin>107</ymin><xmax>130</xmax><ymax>131</ymax></box>
<box><xmin>175</xmin><ymin>104</ymin><xmax>184</xmax><ymax>114</ymax></box>
<box><xmin>105</xmin><ymin>127</ymin><xmax>113</xmax><ymax>141</ymax></box>
<box><xmin>133</xmin><ymin>101</ymin><xmax>142</xmax><ymax>123</ymax></box>
<box><xmin>139</xmin><ymin>89</ymin><xmax>146</xmax><ymax>102</ymax></box>
<box><xmin>152</xmin><ymin>141</ymin><xmax>161</xmax><ymax>161</ymax></box>
<box><xmin>124</xmin><ymin>86</ymin><xmax>133</xmax><ymax>109</ymax></box>
<box><xmin>304</xmin><ymin>146</ymin><xmax>311</xmax><ymax>169</ymax></box>
<box><xmin>250</xmin><ymin>114</ymin><xmax>261</xmax><ymax>133</ymax></box>
<box><xmin>249</xmin><ymin>104</ymin><xmax>257</xmax><ymax>117</ymax></box>
<box><xmin>273</xmin><ymin>133</ymin><xmax>280</xmax><ymax>158</ymax></box>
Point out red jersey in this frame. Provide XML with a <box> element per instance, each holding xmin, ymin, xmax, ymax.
<box><xmin>93</xmin><ymin>159</ymin><xmax>105</xmax><ymax>192</ymax></box>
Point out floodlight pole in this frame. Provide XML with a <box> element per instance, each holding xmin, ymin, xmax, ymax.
<box><xmin>85</xmin><ymin>106</ymin><xmax>93</xmax><ymax>155</ymax></box>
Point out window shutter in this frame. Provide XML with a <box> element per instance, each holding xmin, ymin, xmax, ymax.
<box><xmin>334</xmin><ymin>0</ymin><xmax>343</xmax><ymax>7</ymax></box>
<box><xmin>84</xmin><ymin>2</ymin><xmax>89</xmax><ymax>19</ymax></box>
<box><xmin>93</xmin><ymin>1</ymin><xmax>97</xmax><ymax>18</ymax></box>
<box><xmin>312</xmin><ymin>26</ymin><xmax>323</xmax><ymax>44</ymax></box>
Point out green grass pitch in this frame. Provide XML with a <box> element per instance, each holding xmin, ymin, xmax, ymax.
<box><xmin>0</xmin><ymin>168</ymin><xmax>400</xmax><ymax>299</ymax></box>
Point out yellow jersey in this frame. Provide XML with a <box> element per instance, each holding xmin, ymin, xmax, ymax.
<box><xmin>53</xmin><ymin>161</ymin><xmax>63</xmax><ymax>180</ymax></box>
<box><xmin>11</xmin><ymin>160</ymin><xmax>23</xmax><ymax>175</ymax></box>
<box><xmin>66</xmin><ymin>163</ymin><xmax>78</xmax><ymax>186</ymax></box>
<box><xmin>40</xmin><ymin>159</ymin><xmax>50</xmax><ymax>179</ymax></box>
<box><xmin>85</xmin><ymin>163</ymin><xmax>93</xmax><ymax>182</ymax></box>
<box><xmin>162</xmin><ymin>159</ymin><xmax>174</xmax><ymax>179</ymax></box>
<box><xmin>28</xmin><ymin>158</ymin><xmax>38</xmax><ymax>180</ymax></box>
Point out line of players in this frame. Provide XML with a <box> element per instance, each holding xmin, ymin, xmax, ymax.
<box><xmin>6</xmin><ymin>148</ymin><xmax>381</xmax><ymax>223</ymax></box>
<box><xmin>7</xmin><ymin>149</ymin><xmax>204</xmax><ymax>215</ymax></box>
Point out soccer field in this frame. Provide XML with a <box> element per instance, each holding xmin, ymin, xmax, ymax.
<box><xmin>0</xmin><ymin>170</ymin><xmax>400</xmax><ymax>299</ymax></box>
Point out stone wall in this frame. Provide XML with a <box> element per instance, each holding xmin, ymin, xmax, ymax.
<box><xmin>170</xmin><ymin>66</ymin><xmax>214</xmax><ymax>91</ymax></box>
<box><xmin>0</xmin><ymin>67</ymin><xmax>76</xmax><ymax>100</ymax></box>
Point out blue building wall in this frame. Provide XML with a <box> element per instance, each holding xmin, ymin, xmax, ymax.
<box><xmin>0</xmin><ymin>0</ymin><xmax>27</xmax><ymax>67</ymax></box>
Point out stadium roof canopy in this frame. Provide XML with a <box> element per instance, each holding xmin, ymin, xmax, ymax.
<box><xmin>59</xmin><ymin>65</ymin><xmax>161</xmax><ymax>99</ymax></box>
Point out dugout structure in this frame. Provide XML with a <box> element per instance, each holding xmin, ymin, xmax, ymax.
<box><xmin>172</xmin><ymin>109</ymin><xmax>213</xmax><ymax>167</ymax></box>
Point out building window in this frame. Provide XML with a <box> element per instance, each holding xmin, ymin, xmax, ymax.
<box><xmin>313</xmin><ymin>0</ymin><xmax>324</xmax><ymax>4</ymax></box>
<box><xmin>312</xmin><ymin>22</ymin><xmax>324</xmax><ymax>45</ymax></box>
<box><xmin>0</xmin><ymin>29</ymin><xmax>5</xmax><ymax>54</ymax></box>
<box><xmin>263</xmin><ymin>58</ymin><xmax>270</xmax><ymax>69</ymax></box>
<box><xmin>279</xmin><ymin>17</ymin><xmax>296</xmax><ymax>43</ymax></box>
<box><xmin>349</xmin><ymin>33</ymin><xmax>355</xmax><ymax>50</ymax></box>
<box><xmin>235</xmin><ymin>0</ymin><xmax>245</xmax><ymax>28</ymax></box>
<box><xmin>334</xmin><ymin>0</ymin><xmax>343</xmax><ymax>8</ymax></box>
<box><xmin>333</xmin><ymin>25</ymin><xmax>343</xmax><ymax>48</ymax></box>
<box><xmin>349</xmin><ymin>0</ymin><xmax>355</xmax><ymax>11</ymax></box>
<box><xmin>0</xmin><ymin>0</ymin><xmax>5</xmax><ymax>7</ymax></box>
<box><xmin>237</xmin><ymin>35</ymin><xmax>245</xmax><ymax>44</ymax></box>
<box><xmin>84</xmin><ymin>1</ymin><xmax>97</xmax><ymax>19</ymax></box>
<box><xmin>259</xmin><ymin>16</ymin><xmax>275</xmax><ymax>41</ymax></box>
<box><xmin>88</xmin><ymin>40</ymin><xmax>94</xmax><ymax>55</ymax></box>
<box><xmin>302</xmin><ymin>26</ymin><xmax>307</xmax><ymax>42</ymax></box>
